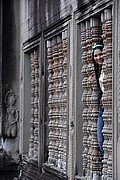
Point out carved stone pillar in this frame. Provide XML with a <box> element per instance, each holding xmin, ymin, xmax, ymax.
<box><xmin>29</xmin><ymin>49</ymin><xmax>39</xmax><ymax>160</ymax></box>
<box><xmin>61</xmin><ymin>31</ymin><xmax>67</xmax><ymax>171</ymax></box>
<box><xmin>47</xmin><ymin>39</ymin><xmax>54</xmax><ymax>165</ymax></box>
<box><xmin>52</xmin><ymin>36</ymin><xmax>59</xmax><ymax>166</ymax></box>
<box><xmin>90</xmin><ymin>17</ymin><xmax>102</xmax><ymax>178</ymax></box>
<box><xmin>29</xmin><ymin>52</ymin><xmax>34</xmax><ymax>157</ymax></box>
<box><xmin>33</xmin><ymin>50</ymin><xmax>39</xmax><ymax>159</ymax></box>
<box><xmin>81</xmin><ymin>22</ymin><xmax>88</xmax><ymax>176</ymax></box>
<box><xmin>101</xmin><ymin>8</ymin><xmax>112</xmax><ymax>180</ymax></box>
<box><xmin>86</xmin><ymin>20</ymin><xmax>93</xmax><ymax>179</ymax></box>
<box><xmin>47</xmin><ymin>31</ymin><xmax>68</xmax><ymax>172</ymax></box>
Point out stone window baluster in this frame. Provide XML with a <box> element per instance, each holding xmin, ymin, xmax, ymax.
<box><xmin>62</xmin><ymin>30</ymin><xmax>67</xmax><ymax>171</ymax></box>
<box><xmin>81</xmin><ymin>22</ymin><xmax>89</xmax><ymax>176</ymax></box>
<box><xmin>29</xmin><ymin>52</ymin><xmax>35</xmax><ymax>157</ymax></box>
<box><xmin>86</xmin><ymin>20</ymin><xmax>93</xmax><ymax>178</ymax></box>
<box><xmin>90</xmin><ymin>17</ymin><xmax>103</xmax><ymax>178</ymax></box>
<box><xmin>47</xmin><ymin>39</ymin><xmax>54</xmax><ymax>165</ymax></box>
<box><xmin>57</xmin><ymin>35</ymin><xmax>64</xmax><ymax>169</ymax></box>
<box><xmin>29</xmin><ymin>48</ymin><xmax>39</xmax><ymax>160</ymax></box>
<box><xmin>101</xmin><ymin>11</ymin><xmax>108</xmax><ymax>179</ymax></box>
<box><xmin>33</xmin><ymin>50</ymin><xmax>39</xmax><ymax>159</ymax></box>
<box><xmin>101</xmin><ymin>8</ymin><xmax>112</xmax><ymax>180</ymax></box>
<box><xmin>52</xmin><ymin>36</ymin><xmax>60</xmax><ymax>166</ymax></box>
<box><xmin>47</xmin><ymin>30</ymin><xmax>68</xmax><ymax>172</ymax></box>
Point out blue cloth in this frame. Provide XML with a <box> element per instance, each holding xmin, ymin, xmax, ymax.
<box><xmin>97</xmin><ymin>105</ymin><xmax>104</xmax><ymax>156</ymax></box>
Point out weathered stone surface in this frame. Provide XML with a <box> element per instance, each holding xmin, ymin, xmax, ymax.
<box><xmin>0</xmin><ymin>150</ymin><xmax>19</xmax><ymax>180</ymax></box>
<box><xmin>18</xmin><ymin>158</ymin><xmax>42</xmax><ymax>180</ymax></box>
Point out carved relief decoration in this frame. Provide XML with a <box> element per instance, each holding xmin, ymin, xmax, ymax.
<box><xmin>3</xmin><ymin>89</ymin><xmax>19</xmax><ymax>138</ymax></box>
<box><xmin>47</xmin><ymin>30</ymin><xmax>68</xmax><ymax>173</ymax></box>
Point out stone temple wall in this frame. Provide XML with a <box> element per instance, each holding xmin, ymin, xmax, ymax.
<box><xmin>1</xmin><ymin>0</ymin><xmax>118</xmax><ymax>179</ymax></box>
<box><xmin>0</xmin><ymin>0</ymin><xmax>20</xmax><ymax>179</ymax></box>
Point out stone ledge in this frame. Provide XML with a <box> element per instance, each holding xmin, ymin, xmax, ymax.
<box><xmin>41</xmin><ymin>163</ymin><xmax>68</xmax><ymax>180</ymax></box>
